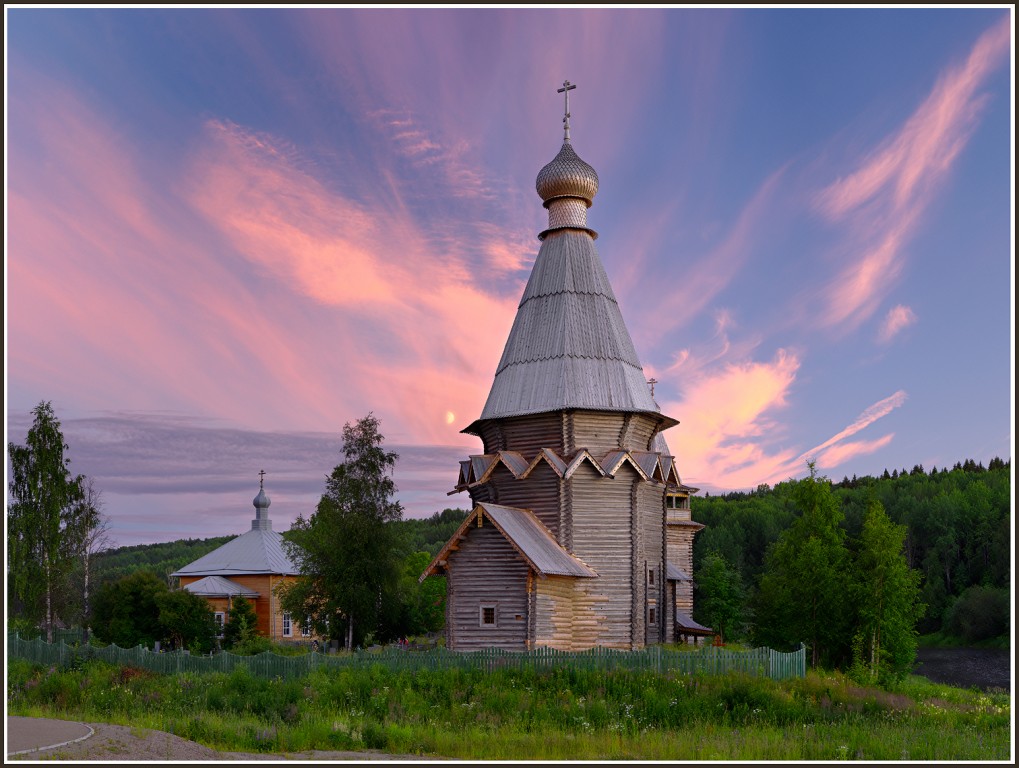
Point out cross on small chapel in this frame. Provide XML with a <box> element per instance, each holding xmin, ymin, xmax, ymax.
<box><xmin>558</xmin><ymin>80</ymin><xmax>576</xmax><ymax>140</ymax></box>
<box><xmin>647</xmin><ymin>378</ymin><xmax>658</xmax><ymax>397</ymax></box>
<box><xmin>258</xmin><ymin>469</ymin><xmax>266</xmax><ymax>488</ymax></box>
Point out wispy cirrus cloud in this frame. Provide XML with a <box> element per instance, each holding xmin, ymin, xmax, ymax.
<box><xmin>878</xmin><ymin>305</ymin><xmax>918</xmax><ymax>343</ymax></box>
<box><xmin>184</xmin><ymin>117</ymin><xmax>522</xmax><ymax>444</ymax></box>
<box><xmin>800</xmin><ymin>390</ymin><xmax>907</xmax><ymax>462</ymax></box>
<box><xmin>816</xmin><ymin>16</ymin><xmax>1010</xmax><ymax>332</ymax></box>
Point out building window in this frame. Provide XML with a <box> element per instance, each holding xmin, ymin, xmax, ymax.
<box><xmin>302</xmin><ymin>615</ymin><xmax>312</xmax><ymax>637</ymax></box>
<box><xmin>648</xmin><ymin>603</ymin><xmax>658</xmax><ymax>626</ymax></box>
<box><xmin>282</xmin><ymin>612</ymin><xmax>293</xmax><ymax>637</ymax></box>
<box><xmin>214</xmin><ymin>612</ymin><xmax>225</xmax><ymax>638</ymax></box>
<box><xmin>648</xmin><ymin>567</ymin><xmax>655</xmax><ymax>586</ymax></box>
<box><xmin>480</xmin><ymin>604</ymin><xmax>496</xmax><ymax>627</ymax></box>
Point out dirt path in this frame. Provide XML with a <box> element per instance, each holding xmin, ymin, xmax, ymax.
<box><xmin>8</xmin><ymin>720</ymin><xmax>440</xmax><ymax>762</ymax></box>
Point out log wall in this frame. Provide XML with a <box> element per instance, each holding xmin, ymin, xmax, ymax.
<box><xmin>570</xmin><ymin>462</ymin><xmax>637</xmax><ymax>648</ymax></box>
<box><xmin>445</xmin><ymin>519</ymin><xmax>530</xmax><ymax>650</ymax></box>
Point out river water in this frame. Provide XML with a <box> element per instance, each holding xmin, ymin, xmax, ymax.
<box><xmin>913</xmin><ymin>647</ymin><xmax>1012</xmax><ymax>692</ymax></box>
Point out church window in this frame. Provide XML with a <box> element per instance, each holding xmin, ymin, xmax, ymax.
<box><xmin>282</xmin><ymin>612</ymin><xmax>293</xmax><ymax>637</ymax></box>
<box><xmin>302</xmin><ymin>616</ymin><xmax>312</xmax><ymax>637</ymax></box>
<box><xmin>480</xmin><ymin>604</ymin><xmax>496</xmax><ymax>627</ymax></box>
<box><xmin>214</xmin><ymin>612</ymin><xmax>225</xmax><ymax>638</ymax></box>
<box><xmin>648</xmin><ymin>603</ymin><xmax>658</xmax><ymax>626</ymax></box>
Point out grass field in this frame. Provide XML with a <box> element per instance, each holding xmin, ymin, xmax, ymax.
<box><xmin>6</xmin><ymin>656</ymin><xmax>1010</xmax><ymax>760</ymax></box>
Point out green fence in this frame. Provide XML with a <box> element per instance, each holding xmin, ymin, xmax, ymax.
<box><xmin>7</xmin><ymin>633</ymin><xmax>805</xmax><ymax>681</ymax></box>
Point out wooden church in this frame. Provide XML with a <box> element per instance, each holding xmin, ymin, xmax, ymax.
<box><xmin>422</xmin><ymin>83</ymin><xmax>711</xmax><ymax>651</ymax></box>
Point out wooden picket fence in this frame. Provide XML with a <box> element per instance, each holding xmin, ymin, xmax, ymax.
<box><xmin>7</xmin><ymin>633</ymin><xmax>805</xmax><ymax>681</ymax></box>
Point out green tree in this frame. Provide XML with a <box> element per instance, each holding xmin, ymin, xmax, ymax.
<box><xmin>755</xmin><ymin>463</ymin><xmax>851</xmax><ymax>668</ymax></box>
<box><xmin>156</xmin><ymin>589</ymin><xmax>217</xmax><ymax>654</ymax></box>
<box><xmin>222</xmin><ymin>595</ymin><xmax>259</xmax><ymax>649</ymax></box>
<box><xmin>91</xmin><ymin>570</ymin><xmax>168</xmax><ymax>648</ymax></box>
<box><xmin>852</xmin><ymin>500</ymin><xmax>925</xmax><ymax>683</ymax></box>
<box><xmin>694</xmin><ymin>551</ymin><xmax>747</xmax><ymax>644</ymax></box>
<box><xmin>7</xmin><ymin>401</ymin><xmax>87</xmax><ymax>641</ymax></box>
<box><xmin>280</xmin><ymin>413</ymin><xmax>404</xmax><ymax>651</ymax></box>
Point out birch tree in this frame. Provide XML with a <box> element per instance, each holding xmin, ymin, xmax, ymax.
<box><xmin>853</xmin><ymin>500</ymin><xmax>924</xmax><ymax>683</ymax></box>
<box><xmin>7</xmin><ymin>401</ymin><xmax>85</xmax><ymax>641</ymax></box>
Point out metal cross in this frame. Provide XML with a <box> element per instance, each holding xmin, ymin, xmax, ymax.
<box><xmin>648</xmin><ymin>378</ymin><xmax>658</xmax><ymax>397</ymax></box>
<box><xmin>258</xmin><ymin>469</ymin><xmax>266</xmax><ymax>488</ymax></box>
<box><xmin>558</xmin><ymin>80</ymin><xmax>576</xmax><ymax>141</ymax></box>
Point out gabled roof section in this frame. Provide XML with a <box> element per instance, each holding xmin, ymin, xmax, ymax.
<box><xmin>563</xmin><ymin>449</ymin><xmax>606</xmax><ymax>479</ymax></box>
<box><xmin>521</xmin><ymin>447</ymin><xmax>568</xmax><ymax>479</ymax></box>
<box><xmin>475</xmin><ymin>230</ymin><xmax>677</xmax><ymax>426</ymax></box>
<box><xmin>171</xmin><ymin>527</ymin><xmax>299</xmax><ymax>577</ymax></box>
<box><xmin>631</xmin><ymin>451</ymin><xmax>665</xmax><ymax>483</ymax></box>
<box><xmin>477</xmin><ymin>451</ymin><xmax>530</xmax><ymax>482</ymax></box>
<box><xmin>600</xmin><ymin>450</ymin><xmax>649</xmax><ymax>481</ymax></box>
<box><xmin>182</xmin><ymin>575</ymin><xmax>260</xmax><ymax>598</ymax></box>
<box><xmin>420</xmin><ymin>503</ymin><xmax>597</xmax><ymax>582</ymax></box>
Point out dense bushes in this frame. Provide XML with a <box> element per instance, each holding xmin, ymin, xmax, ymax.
<box><xmin>942</xmin><ymin>586</ymin><xmax>1010</xmax><ymax>643</ymax></box>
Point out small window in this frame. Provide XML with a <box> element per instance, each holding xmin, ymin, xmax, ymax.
<box><xmin>214</xmin><ymin>612</ymin><xmax>225</xmax><ymax>638</ymax></box>
<box><xmin>480</xmin><ymin>605</ymin><xmax>496</xmax><ymax>627</ymax></box>
<box><xmin>648</xmin><ymin>568</ymin><xmax>655</xmax><ymax>586</ymax></box>
<box><xmin>648</xmin><ymin>603</ymin><xmax>658</xmax><ymax>626</ymax></box>
<box><xmin>282</xmin><ymin>612</ymin><xmax>293</xmax><ymax>637</ymax></box>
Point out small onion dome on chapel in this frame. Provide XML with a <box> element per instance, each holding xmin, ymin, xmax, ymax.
<box><xmin>253</xmin><ymin>485</ymin><xmax>271</xmax><ymax>511</ymax></box>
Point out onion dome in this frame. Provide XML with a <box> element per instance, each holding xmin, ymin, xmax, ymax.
<box><xmin>253</xmin><ymin>486</ymin><xmax>271</xmax><ymax>511</ymax></box>
<box><xmin>535</xmin><ymin>142</ymin><xmax>599</xmax><ymax>207</ymax></box>
<box><xmin>252</xmin><ymin>471</ymin><xmax>272</xmax><ymax>530</ymax></box>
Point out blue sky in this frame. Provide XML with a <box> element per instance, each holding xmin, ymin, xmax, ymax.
<box><xmin>5</xmin><ymin>7</ymin><xmax>1013</xmax><ymax>546</ymax></box>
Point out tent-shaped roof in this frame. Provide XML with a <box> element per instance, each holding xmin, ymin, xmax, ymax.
<box><xmin>182</xmin><ymin>574</ymin><xmax>260</xmax><ymax>598</ymax></box>
<box><xmin>421</xmin><ymin>502</ymin><xmax>597</xmax><ymax>581</ymax></box>
<box><xmin>472</xmin><ymin>231</ymin><xmax>675</xmax><ymax>426</ymax></box>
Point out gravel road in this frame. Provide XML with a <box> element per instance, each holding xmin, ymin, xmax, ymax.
<box><xmin>7</xmin><ymin>718</ymin><xmax>439</xmax><ymax>762</ymax></box>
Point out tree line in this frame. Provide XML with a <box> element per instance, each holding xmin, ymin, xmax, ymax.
<box><xmin>691</xmin><ymin>456</ymin><xmax>1010</xmax><ymax>679</ymax></box>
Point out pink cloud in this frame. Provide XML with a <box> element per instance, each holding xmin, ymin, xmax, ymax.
<box><xmin>815</xmin><ymin>434</ymin><xmax>895</xmax><ymax>470</ymax></box>
<box><xmin>183</xmin><ymin>118</ymin><xmax>521</xmax><ymax>445</ymax></box>
<box><xmin>661</xmin><ymin>349</ymin><xmax>801</xmax><ymax>487</ymax></box>
<box><xmin>816</xmin><ymin>16</ymin><xmax>1010</xmax><ymax>330</ymax></box>
<box><xmin>802</xmin><ymin>390</ymin><xmax>908</xmax><ymax>461</ymax></box>
<box><xmin>878</xmin><ymin>305</ymin><xmax>918</xmax><ymax>343</ymax></box>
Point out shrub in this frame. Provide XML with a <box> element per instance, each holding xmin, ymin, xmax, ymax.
<box><xmin>943</xmin><ymin>586</ymin><xmax>1010</xmax><ymax>643</ymax></box>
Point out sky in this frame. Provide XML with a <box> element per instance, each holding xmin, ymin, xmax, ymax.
<box><xmin>5</xmin><ymin>7</ymin><xmax>1014</xmax><ymax>548</ymax></box>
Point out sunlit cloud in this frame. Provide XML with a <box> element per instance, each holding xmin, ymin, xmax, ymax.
<box><xmin>815</xmin><ymin>434</ymin><xmax>895</xmax><ymax>470</ymax></box>
<box><xmin>662</xmin><ymin>349</ymin><xmax>800</xmax><ymax>488</ymax></box>
<box><xmin>879</xmin><ymin>305</ymin><xmax>918</xmax><ymax>343</ymax></box>
<box><xmin>816</xmin><ymin>16</ymin><xmax>1010</xmax><ymax>331</ymax></box>
<box><xmin>801</xmin><ymin>390</ymin><xmax>908</xmax><ymax>461</ymax></box>
<box><xmin>184</xmin><ymin>117</ymin><xmax>520</xmax><ymax>445</ymax></box>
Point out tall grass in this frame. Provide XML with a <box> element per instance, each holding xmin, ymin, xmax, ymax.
<box><xmin>6</xmin><ymin>657</ymin><xmax>1009</xmax><ymax>760</ymax></box>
